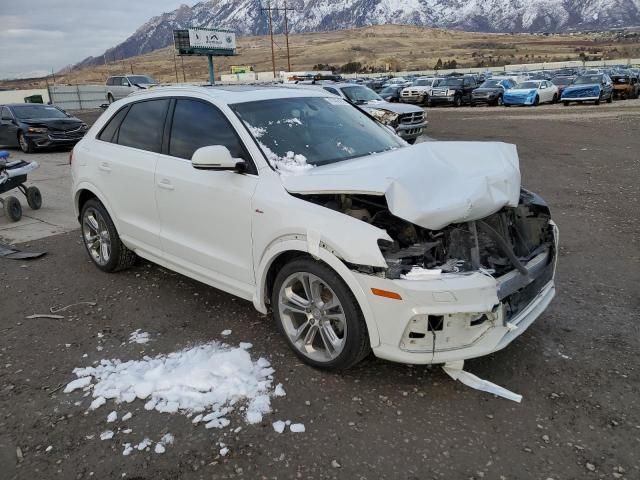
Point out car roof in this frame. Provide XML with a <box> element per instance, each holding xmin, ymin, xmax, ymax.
<box><xmin>126</xmin><ymin>84</ymin><xmax>333</xmax><ymax>104</ymax></box>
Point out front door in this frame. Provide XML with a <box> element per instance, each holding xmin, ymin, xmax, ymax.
<box><xmin>0</xmin><ymin>107</ymin><xmax>18</xmax><ymax>147</ymax></box>
<box><xmin>155</xmin><ymin>98</ymin><xmax>258</xmax><ymax>296</ymax></box>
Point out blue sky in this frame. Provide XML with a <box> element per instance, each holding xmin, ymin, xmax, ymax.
<box><xmin>0</xmin><ymin>0</ymin><xmax>192</xmax><ymax>79</ymax></box>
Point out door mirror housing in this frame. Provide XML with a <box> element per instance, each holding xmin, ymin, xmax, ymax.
<box><xmin>192</xmin><ymin>145</ymin><xmax>245</xmax><ymax>172</ymax></box>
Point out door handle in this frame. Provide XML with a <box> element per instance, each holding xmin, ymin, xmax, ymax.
<box><xmin>98</xmin><ymin>161</ymin><xmax>111</xmax><ymax>172</ymax></box>
<box><xmin>157</xmin><ymin>178</ymin><xmax>174</xmax><ymax>191</ymax></box>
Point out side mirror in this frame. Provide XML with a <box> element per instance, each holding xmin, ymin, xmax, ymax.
<box><xmin>192</xmin><ymin>145</ymin><xmax>245</xmax><ymax>172</ymax></box>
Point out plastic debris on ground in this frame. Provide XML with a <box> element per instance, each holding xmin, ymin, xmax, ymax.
<box><xmin>442</xmin><ymin>360</ymin><xmax>523</xmax><ymax>403</ymax></box>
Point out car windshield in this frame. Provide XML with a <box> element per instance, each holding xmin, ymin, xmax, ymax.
<box><xmin>128</xmin><ymin>75</ymin><xmax>156</xmax><ymax>84</ymax></box>
<box><xmin>12</xmin><ymin>105</ymin><xmax>69</xmax><ymax>120</ymax></box>
<box><xmin>552</xmin><ymin>77</ymin><xmax>573</xmax><ymax>85</ymax></box>
<box><xmin>479</xmin><ymin>80</ymin><xmax>504</xmax><ymax>88</ymax></box>
<box><xmin>380</xmin><ymin>87</ymin><xmax>398</xmax><ymax>95</ymax></box>
<box><xmin>231</xmin><ymin>96</ymin><xmax>404</xmax><ymax>168</ymax></box>
<box><xmin>574</xmin><ymin>75</ymin><xmax>602</xmax><ymax>85</ymax></box>
<box><xmin>413</xmin><ymin>79</ymin><xmax>434</xmax><ymax>86</ymax></box>
<box><xmin>514</xmin><ymin>81</ymin><xmax>540</xmax><ymax>89</ymax></box>
<box><xmin>340</xmin><ymin>86</ymin><xmax>383</xmax><ymax>104</ymax></box>
<box><xmin>439</xmin><ymin>78</ymin><xmax>463</xmax><ymax>86</ymax></box>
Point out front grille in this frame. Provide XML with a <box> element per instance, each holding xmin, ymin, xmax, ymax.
<box><xmin>48</xmin><ymin>126</ymin><xmax>85</xmax><ymax>140</ymax></box>
<box><xmin>431</xmin><ymin>89</ymin><xmax>447</xmax><ymax>96</ymax></box>
<box><xmin>505</xmin><ymin>92</ymin><xmax>531</xmax><ymax>102</ymax></box>
<box><xmin>399</xmin><ymin>112</ymin><xmax>425</xmax><ymax>125</ymax></box>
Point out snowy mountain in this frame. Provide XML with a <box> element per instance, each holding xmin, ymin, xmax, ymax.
<box><xmin>75</xmin><ymin>0</ymin><xmax>640</xmax><ymax>67</ymax></box>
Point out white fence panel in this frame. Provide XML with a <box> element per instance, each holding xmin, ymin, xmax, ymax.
<box><xmin>49</xmin><ymin>85</ymin><xmax>107</xmax><ymax>110</ymax></box>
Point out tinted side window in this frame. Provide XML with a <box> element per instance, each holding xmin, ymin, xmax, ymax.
<box><xmin>117</xmin><ymin>100</ymin><xmax>169</xmax><ymax>152</ymax></box>
<box><xmin>169</xmin><ymin>99</ymin><xmax>246</xmax><ymax>161</ymax></box>
<box><xmin>1</xmin><ymin>107</ymin><xmax>12</xmax><ymax>120</ymax></box>
<box><xmin>97</xmin><ymin>107</ymin><xmax>129</xmax><ymax>143</ymax></box>
<box><xmin>106</xmin><ymin>77</ymin><xmax>113</xmax><ymax>86</ymax></box>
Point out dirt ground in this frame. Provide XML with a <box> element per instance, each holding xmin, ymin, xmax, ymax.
<box><xmin>1</xmin><ymin>101</ymin><xmax>639</xmax><ymax>480</ymax></box>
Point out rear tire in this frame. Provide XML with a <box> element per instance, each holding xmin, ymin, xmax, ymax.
<box><xmin>533</xmin><ymin>95</ymin><xmax>540</xmax><ymax>106</ymax></box>
<box><xmin>406</xmin><ymin>138</ymin><xmax>417</xmax><ymax>145</ymax></box>
<box><xmin>3</xmin><ymin>196</ymin><xmax>22</xmax><ymax>222</ymax></box>
<box><xmin>552</xmin><ymin>93</ymin><xmax>558</xmax><ymax>104</ymax></box>
<box><xmin>606</xmin><ymin>94</ymin><xmax>613</xmax><ymax>104</ymax></box>
<box><xmin>26</xmin><ymin>186</ymin><xmax>42</xmax><ymax>210</ymax></box>
<box><xmin>80</xmin><ymin>198</ymin><xmax>136</xmax><ymax>273</ymax></box>
<box><xmin>563</xmin><ymin>101</ymin><xmax>569</xmax><ymax>106</ymax></box>
<box><xmin>453</xmin><ymin>95</ymin><xmax>462</xmax><ymax>108</ymax></box>
<box><xmin>271</xmin><ymin>258</ymin><xmax>371</xmax><ymax>371</ymax></box>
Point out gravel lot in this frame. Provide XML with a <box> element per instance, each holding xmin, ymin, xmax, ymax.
<box><xmin>1</xmin><ymin>102</ymin><xmax>639</xmax><ymax>480</ymax></box>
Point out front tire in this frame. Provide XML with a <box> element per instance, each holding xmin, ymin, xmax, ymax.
<box><xmin>3</xmin><ymin>196</ymin><xmax>22</xmax><ymax>222</ymax></box>
<box><xmin>453</xmin><ymin>95</ymin><xmax>462</xmax><ymax>108</ymax></box>
<box><xmin>107</xmin><ymin>93</ymin><xmax>114</xmax><ymax>104</ymax></box>
<box><xmin>272</xmin><ymin>258</ymin><xmax>371</xmax><ymax>370</ymax></box>
<box><xmin>80</xmin><ymin>199</ymin><xmax>136</xmax><ymax>272</ymax></box>
<box><xmin>532</xmin><ymin>95</ymin><xmax>540</xmax><ymax>106</ymax></box>
<box><xmin>18</xmin><ymin>132</ymin><xmax>34</xmax><ymax>154</ymax></box>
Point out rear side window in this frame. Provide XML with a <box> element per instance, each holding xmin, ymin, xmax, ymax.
<box><xmin>106</xmin><ymin>77</ymin><xmax>113</xmax><ymax>86</ymax></box>
<box><xmin>168</xmin><ymin>99</ymin><xmax>246</xmax><ymax>161</ymax></box>
<box><xmin>97</xmin><ymin>107</ymin><xmax>128</xmax><ymax>142</ymax></box>
<box><xmin>117</xmin><ymin>99</ymin><xmax>169</xmax><ymax>152</ymax></box>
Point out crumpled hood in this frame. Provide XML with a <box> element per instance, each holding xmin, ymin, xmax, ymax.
<box><xmin>282</xmin><ymin>142</ymin><xmax>521</xmax><ymax>230</ymax></box>
<box><xmin>360</xmin><ymin>100</ymin><xmax>422</xmax><ymax>114</ymax></box>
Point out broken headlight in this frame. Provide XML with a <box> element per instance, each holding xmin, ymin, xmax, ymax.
<box><xmin>368</xmin><ymin>109</ymin><xmax>400</xmax><ymax>127</ymax></box>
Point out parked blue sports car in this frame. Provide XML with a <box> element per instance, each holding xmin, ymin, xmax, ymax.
<box><xmin>561</xmin><ymin>74</ymin><xmax>614</xmax><ymax>106</ymax></box>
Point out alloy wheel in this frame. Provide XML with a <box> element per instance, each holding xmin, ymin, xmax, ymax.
<box><xmin>277</xmin><ymin>272</ymin><xmax>347</xmax><ymax>363</ymax></box>
<box><xmin>82</xmin><ymin>207</ymin><xmax>111</xmax><ymax>266</ymax></box>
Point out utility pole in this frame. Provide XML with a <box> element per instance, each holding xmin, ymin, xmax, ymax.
<box><xmin>173</xmin><ymin>50</ymin><xmax>179</xmax><ymax>83</ymax></box>
<box><xmin>261</xmin><ymin>1</ymin><xmax>298</xmax><ymax>76</ymax></box>
<box><xmin>262</xmin><ymin>0</ymin><xmax>277</xmax><ymax>77</ymax></box>
<box><xmin>283</xmin><ymin>1</ymin><xmax>291</xmax><ymax>72</ymax></box>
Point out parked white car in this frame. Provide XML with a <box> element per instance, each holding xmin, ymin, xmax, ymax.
<box><xmin>503</xmin><ymin>80</ymin><xmax>560</xmax><ymax>106</ymax></box>
<box><xmin>105</xmin><ymin>75</ymin><xmax>158</xmax><ymax>103</ymax></box>
<box><xmin>71</xmin><ymin>85</ymin><xmax>558</xmax><ymax>370</ymax></box>
<box><xmin>400</xmin><ymin>77</ymin><xmax>443</xmax><ymax>105</ymax></box>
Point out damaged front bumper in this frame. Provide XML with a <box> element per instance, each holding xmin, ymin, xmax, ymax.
<box><xmin>356</xmin><ymin>222</ymin><xmax>558</xmax><ymax>365</ymax></box>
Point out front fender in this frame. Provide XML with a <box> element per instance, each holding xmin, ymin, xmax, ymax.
<box><xmin>253</xmin><ymin>238</ymin><xmax>381</xmax><ymax>348</ymax></box>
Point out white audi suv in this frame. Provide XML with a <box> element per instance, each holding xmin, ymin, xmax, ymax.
<box><xmin>71</xmin><ymin>85</ymin><xmax>558</xmax><ymax>370</ymax></box>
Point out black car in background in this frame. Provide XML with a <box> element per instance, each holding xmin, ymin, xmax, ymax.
<box><xmin>471</xmin><ymin>78</ymin><xmax>516</xmax><ymax>106</ymax></box>
<box><xmin>0</xmin><ymin>104</ymin><xmax>88</xmax><ymax>153</ymax></box>
<box><xmin>551</xmin><ymin>76</ymin><xmax>576</xmax><ymax>97</ymax></box>
<box><xmin>429</xmin><ymin>76</ymin><xmax>479</xmax><ymax>107</ymax></box>
<box><xmin>378</xmin><ymin>85</ymin><xmax>403</xmax><ymax>102</ymax></box>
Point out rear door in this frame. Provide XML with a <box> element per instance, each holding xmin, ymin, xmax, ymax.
<box><xmin>91</xmin><ymin>99</ymin><xmax>169</xmax><ymax>254</ymax></box>
<box><xmin>155</xmin><ymin>97</ymin><xmax>258</xmax><ymax>294</ymax></box>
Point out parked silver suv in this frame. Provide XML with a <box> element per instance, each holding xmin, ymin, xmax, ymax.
<box><xmin>105</xmin><ymin>75</ymin><xmax>158</xmax><ymax>103</ymax></box>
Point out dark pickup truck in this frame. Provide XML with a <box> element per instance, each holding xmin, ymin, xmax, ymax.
<box><xmin>428</xmin><ymin>76</ymin><xmax>478</xmax><ymax>107</ymax></box>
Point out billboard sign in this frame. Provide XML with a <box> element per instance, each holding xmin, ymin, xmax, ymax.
<box><xmin>188</xmin><ymin>28</ymin><xmax>236</xmax><ymax>51</ymax></box>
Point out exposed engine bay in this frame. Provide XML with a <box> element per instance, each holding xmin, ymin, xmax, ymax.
<box><xmin>299</xmin><ymin>189</ymin><xmax>554</xmax><ymax>279</ymax></box>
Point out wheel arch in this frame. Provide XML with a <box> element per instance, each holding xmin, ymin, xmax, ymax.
<box><xmin>254</xmin><ymin>239</ymin><xmax>381</xmax><ymax>348</ymax></box>
<box><xmin>73</xmin><ymin>183</ymin><xmax>121</xmax><ymax>232</ymax></box>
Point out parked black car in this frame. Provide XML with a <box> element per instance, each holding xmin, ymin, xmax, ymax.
<box><xmin>378</xmin><ymin>85</ymin><xmax>403</xmax><ymax>102</ymax></box>
<box><xmin>0</xmin><ymin>104</ymin><xmax>88</xmax><ymax>153</ymax></box>
<box><xmin>471</xmin><ymin>78</ymin><xmax>516</xmax><ymax>106</ymax></box>
<box><xmin>551</xmin><ymin>76</ymin><xmax>575</xmax><ymax>97</ymax></box>
<box><xmin>429</xmin><ymin>76</ymin><xmax>479</xmax><ymax>107</ymax></box>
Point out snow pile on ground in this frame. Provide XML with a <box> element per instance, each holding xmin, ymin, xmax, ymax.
<box><xmin>66</xmin><ymin>342</ymin><xmax>280</xmax><ymax>427</ymax></box>
<box><xmin>128</xmin><ymin>329</ymin><xmax>151</xmax><ymax>344</ymax></box>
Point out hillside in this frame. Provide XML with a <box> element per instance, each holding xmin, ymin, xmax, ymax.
<box><xmin>3</xmin><ymin>25</ymin><xmax>639</xmax><ymax>89</ymax></box>
<box><xmin>75</xmin><ymin>0</ymin><xmax>640</xmax><ymax>69</ymax></box>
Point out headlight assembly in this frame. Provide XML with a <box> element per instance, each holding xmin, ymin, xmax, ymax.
<box><xmin>27</xmin><ymin>127</ymin><xmax>48</xmax><ymax>134</ymax></box>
